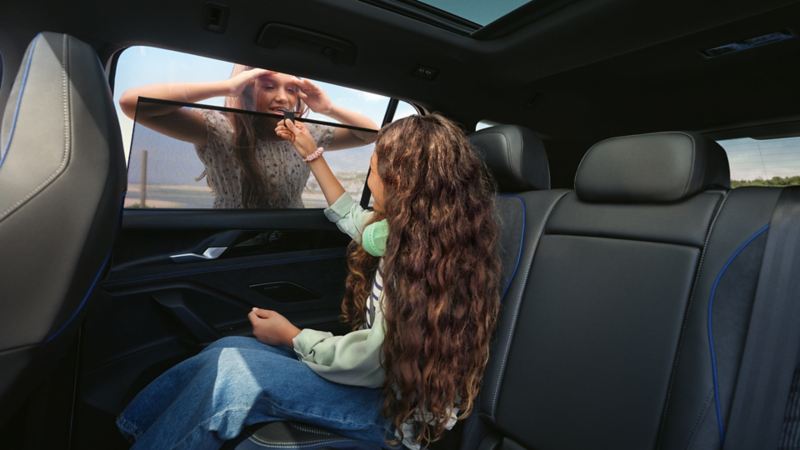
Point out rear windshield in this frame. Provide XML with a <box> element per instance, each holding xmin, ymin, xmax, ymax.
<box><xmin>716</xmin><ymin>136</ymin><xmax>800</xmax><ymax>188</ymax></box>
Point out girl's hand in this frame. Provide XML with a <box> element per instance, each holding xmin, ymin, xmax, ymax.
<box><xmin>248</xmin><ymin>307</ymin><xmax>301</xmax><ymax>347</ymax></box>
<box><xmin>227</xmin><ymin>68</ymin><xmax>274</xmax><ymax>97</ymax></box>
<box><xmin>296</xmin><ymin>79</ymin><xmax>333</xmax><ymax>115</ymax></box>
<box><xmin>275</xmin><ymin>119</ymin><xmax>319</xmax><ymax>159</ymax></box>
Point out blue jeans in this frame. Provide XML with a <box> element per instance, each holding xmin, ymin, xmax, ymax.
<box><xmin>117</xmin><ymin>336</ymin><xmax>391</xmax><ymax>449</ymax></box>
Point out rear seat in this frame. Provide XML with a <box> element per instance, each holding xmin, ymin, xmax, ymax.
<box><xmin>463</xmin><ymin>130</ymin><xmax>793</xmax><ymax>449</ymax></box>
<box><xmin>232</xmin><ymin>127</ymin><xmax>796</xmax><ymax>450</ymax></box>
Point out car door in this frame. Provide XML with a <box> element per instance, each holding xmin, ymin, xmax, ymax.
<box><xmin>68</xmin><ymin>46</ymin><xmax>416</xmax><ymax>449</ymax></box>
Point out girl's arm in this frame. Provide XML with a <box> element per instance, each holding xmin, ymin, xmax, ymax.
<box><xmin>276</xmin><ymin>119</ymin><xmax>345</xmax><ymax>206</ymax></box>
<box><xmin>118</xmin><ymin>68</ymin><xmax>273</xmax><ymax>146</ymax></box>
<box><xmin>295</xmin><ymin>79</ymin><xmax>379</xmax><ymax>150</ymax></box>
<box><xmin>246</xmin><ymin>306</ymin><xmax>385</xmax><ymax>388</ymax></box>
<box><xmin>277</xmin><ymin>119</ymin><xmax>373</xmax><ymax>241</ymax></box>
<box><xmin>321</xmin><ymin>105</ymin><xmax>379</xmax><ymax>150</ymax></box>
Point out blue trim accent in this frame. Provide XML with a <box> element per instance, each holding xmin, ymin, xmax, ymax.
<box><xmin>0</xmin><ymin>34</ymin><xmax>39</xmax><ymax>169</ymax></box>
<box><xmin>498</xmin><ymin>194</ymin><xmax>526</xmax><ymax>300</ymax></box>
<box><xmin>707</xmin><ymin>223</ymin><xmax>769</xmax><ymax>444</ymax></box>
<box><xmin>45</xmin><ymin>251</ymin><xmax>112</xmax><ymax>343</ymax></box>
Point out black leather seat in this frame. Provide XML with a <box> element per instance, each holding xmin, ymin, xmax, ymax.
<box><xmin>0</xmin><ymin>32</ymin><xmax>126</xmax><ymax>422</ymax></box>
<box><xmin>227</xmin><ymin>124</ymin><xmax>552</xmax><ymax>449</ymax></box>
<box><xmin>462</xmin><ymin>131</ymin><xmax>798</xmax><ymax>449</ymax></box>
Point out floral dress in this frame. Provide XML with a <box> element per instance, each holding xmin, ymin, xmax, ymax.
<box><xmin>195</xmin><ymin>109</ymin><xmax>334</xmax><ymax>209</ymax></box>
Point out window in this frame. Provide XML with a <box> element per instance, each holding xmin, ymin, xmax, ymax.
<box><xmin>394</xmin><ymin>100</ymin><xmax>418</xmax><ymax>121</ymax></box>
<box><xmin>716</xmin><ymin>136</ymin><xmax>800</xmax><ymax>188</ymax></box>
<box><xmin>475</xmin><ymin>120</ymin><xmax>499</xmax><ymax>131</ymax></box>
<box><xmin>416</xmin><ymin>0</ymin><xmax>531</xmax><ymax>26</ymax></box>
<box><xmin>114</xmin><ymin>46</ymin><xmax>407</xmax><ymax>209</ymax></box>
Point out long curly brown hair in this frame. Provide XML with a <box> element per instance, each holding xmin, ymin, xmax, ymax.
<box><xmin>341</xmin><ymin>114</ymin><xmax>501</xmax><ymax>447</ymax></box>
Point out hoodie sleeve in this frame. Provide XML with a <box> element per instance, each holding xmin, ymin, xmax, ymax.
<box><xmin>323</xmin><ymin>192</ymin><xmax>373</xmax><ymax>243</ymax></box>
<box><xmin>292</xmin><ymin>302</ymin><xmax>386</xmax><ymax>388</ymax></box>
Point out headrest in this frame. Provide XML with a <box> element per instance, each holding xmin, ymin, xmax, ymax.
<box><xmin>575</xmin><ymin>131</ymin><xmax>730</xmax><ymax>203</ymax></box>
<box><xmin>469</xmin><ymin>125</ymin><xmax>550</xmax><ymax>192</ymax></box>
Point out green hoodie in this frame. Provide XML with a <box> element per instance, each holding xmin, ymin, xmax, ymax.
<box><xmin>291</xmin><ymin>193</ymin><xmax>386</xmax><ymax>388</ymax></box>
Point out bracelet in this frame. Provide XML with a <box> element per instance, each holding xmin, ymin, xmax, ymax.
<box><xmin>304</xmin><ymin>146</ymin><xmax>325</xmax><ymax>162</ymax></box>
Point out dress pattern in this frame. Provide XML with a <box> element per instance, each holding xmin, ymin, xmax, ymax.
<box><xmin>195</xmin><ymin>109</ymin><xmax>334</xmax><ymax>209</ymax></box>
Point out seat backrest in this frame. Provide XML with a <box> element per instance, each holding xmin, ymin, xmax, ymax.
<box><xmin>465</xmin><ymin>125</ymin><xmax>569</xmax><ymax>447</ymax></box>
<box><xmin>0</xmin><ymin>32</ymin><xmax>126</xmax><ymax>421</ymax></box>
<box><xmin>466</xmin><ymin>131</ymin><xmax>759</xmax><ymax>449</ymax></box>
<box><xmin>657</xmin><ymin>185</ymin><xmax>782</xmax><ymax>449</ymax></box>
<box><xmin>469</xmin><ymin>125</ymin><xmax>561</xmax><ymax>296</ymax></box>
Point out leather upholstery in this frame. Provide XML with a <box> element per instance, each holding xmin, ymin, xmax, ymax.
<box><xmin>575</xmin><ymin>131</ymin><xmax>730</xmax><ymax>203</ymax></box>
<box><xmin>0</xmin><ymin>32</ymin><xmax>126</xmax><ymax>421</ymax></box>
<box><xmin>230</xmin><ymin>422</ymin><xmax>376</xmax><ymax>449</ymax></box>
<box><xmin>658</xmin><ymin>187</ymin><xmax>781</xmax><ymax>449</ymax></box>
<box><xmin>465</xmin><ymin>130</ymin><xmax>795</xmax><ymax>450</ymax></box>
<box><xmin>469</xmin><ymin>125</ymin><xmax>550</xmax><ymax>192</ymax></box>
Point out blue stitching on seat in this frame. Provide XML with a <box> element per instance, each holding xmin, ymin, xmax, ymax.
<box><xmin>498</xmin><ymin>194</ymin><xmax>526</xmax><ymax>300</ymax></box>
<box><xmin>707</xmin><ymin>223</ymin><xmax>769</xmax><ymax>444</ymax></box>
<box><xmin>0</xmin><ymin>34</ymin><xmax>39</xmax><ymax>168</ymax></box>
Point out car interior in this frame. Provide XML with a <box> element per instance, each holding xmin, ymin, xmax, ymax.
<box><xmin>1</xmin><ymin>0</ymin><xmax>800</xmax><ymax>449</ymax></box>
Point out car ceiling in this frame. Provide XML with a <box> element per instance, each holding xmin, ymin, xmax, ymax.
<box><xmin>1</xmin><ymin>0</ymin><xmax>800</xmax><ymax>144</ymax></box>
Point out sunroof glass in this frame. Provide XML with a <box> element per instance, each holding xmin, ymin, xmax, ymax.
<box><xmin>416</xmin><ymin>0</ymin><xmax>533</xmax><ymax>26</ymax></box>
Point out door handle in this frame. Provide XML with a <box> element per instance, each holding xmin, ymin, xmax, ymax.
<box><xmin>170</xmin><ymin>246</ymin><xmax>227</xmax><ymax>263</ymax></box>
<box><xmin>170</xmin><ymin>230</ymin><xmax>243</xmax><ymax>264</ymax></box>
<box><xmin>112</xmin><ymin>230</ymin><xmax>246</xmax><ymax>271</ymax></box>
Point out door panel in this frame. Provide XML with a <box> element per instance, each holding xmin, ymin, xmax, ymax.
<box><xmin>70</xmin><ymin>94</ymin><xmax>392</xmax><ymax>448</ymax></box>
<box><xmin>73</xmin><ymin>210</ymin><xmax>355</xmax><ymax>449</ymax></box>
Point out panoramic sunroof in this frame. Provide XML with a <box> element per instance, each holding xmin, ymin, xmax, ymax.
<box><xmin>362</xmin><ymin>0</ymin><xmax>543</xmax><ymax>35</ymax></box>
<box><xmin>417</xmin><ymin>0</ymin><xmax>533</xmax><ymax>26</ymax></box>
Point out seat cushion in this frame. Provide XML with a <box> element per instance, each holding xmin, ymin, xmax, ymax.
<box><xmin>229</xmin><ymin>421</ymin><xmax>379</xmax><ymax>450</ymax></box>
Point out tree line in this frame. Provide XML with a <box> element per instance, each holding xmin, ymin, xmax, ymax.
<box><xmin>732</xmin><ymin>175</ymin><xmax>800</xmax><ymax>188</ymax></box>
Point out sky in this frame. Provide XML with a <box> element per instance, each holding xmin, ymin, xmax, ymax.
<box><xmin>717</xmin><ymin>137</ymin><xmax>800</xmax><ymax>181</ymax></box>
<box><xmin>418</xmin><ymin>0</ymin><xmax>531</xmax><ymax>26</ymax></box>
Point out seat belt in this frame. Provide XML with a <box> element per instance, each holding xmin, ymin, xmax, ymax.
<box><xmin>724</xmin><ymin>186</ymin><xmax>800</xmax><ymax>450</ymax></box>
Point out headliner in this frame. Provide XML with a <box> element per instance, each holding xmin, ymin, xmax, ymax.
<box><xmin>1</xmin><ymin>0</ymin><xmax>799</xmax><ymax>144</ymax></box>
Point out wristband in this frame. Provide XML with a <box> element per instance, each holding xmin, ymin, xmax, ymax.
<box><xmin>304</xmin><ymin>147</ymin><xmax>325</xmax><ymax>162</ymax></box>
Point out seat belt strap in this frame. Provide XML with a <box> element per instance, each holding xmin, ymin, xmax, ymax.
<box><xmin>724</xmin><ymin>186</ymin><xmax>800</xmax><ymax>450</ymax></box>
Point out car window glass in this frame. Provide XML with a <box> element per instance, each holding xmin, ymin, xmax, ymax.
<box><xmin>394</xmin><ymin>101</ymin><xmax>418</xmax><ymax>121</ymax></box>
<box><xmin>125</xmin><ymin>99</ymin><xmax>377</xmax><ymax>209</ymax></box>
<box><xmin>716</xmin><ymin>136</ymin><xmax>800</xmax><ymax>188</ymax></box>
<box><xmin>114</xmin><ymin>46</ymin><xmax>396</xmax><ymax>210</ymax></box>
<box><xmin>475</xmin><ymin>120</ymin><xmax>498</xmax><ymax>131</ymax></box>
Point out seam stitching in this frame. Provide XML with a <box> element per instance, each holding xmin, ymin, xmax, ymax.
<box><xmin>0</xmin><ymin>34</ymin><xmax>73</xmax><ymax>223</ymax></box>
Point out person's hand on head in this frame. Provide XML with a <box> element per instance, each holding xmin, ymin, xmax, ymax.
<box><xmin>248</xmin><ymin>307</ymin><xmax>301</xmax><ymax>347</ymax></box>
<box><xmin>227</xmin><ymin>68</ymin><xmax>274</xmax><ymax>97</ymax></box>
<box><xmin>296</xmin><ymin>79</ymin><xmax>333</xmax><ymax>115</ymax></box>
<box><xmin>275</xmin><ymin>119</ymin><xmax>319</xmax><ymax>159</ymax></box>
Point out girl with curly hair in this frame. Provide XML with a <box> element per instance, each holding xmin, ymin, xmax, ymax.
<box><xmin>116</xmin><ymin>114</ymin><xmax>501</xmax><ymax>449</ymax></box>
